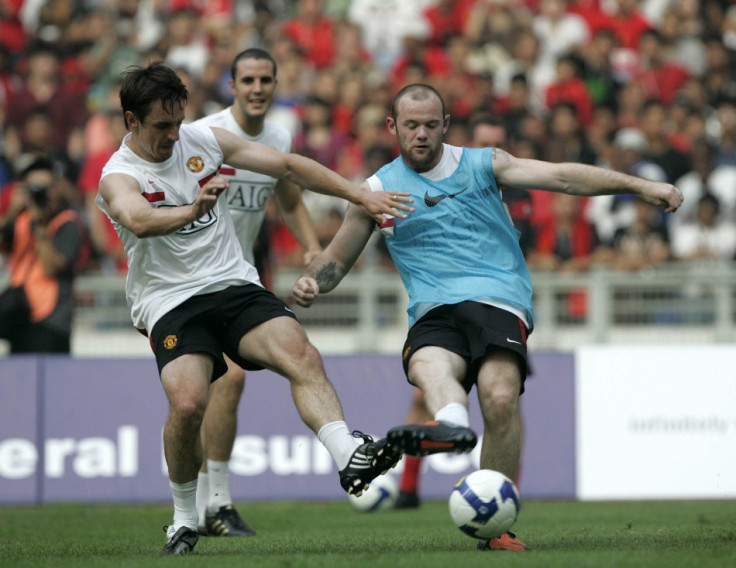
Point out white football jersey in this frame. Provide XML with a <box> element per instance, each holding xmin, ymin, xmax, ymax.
<box><xmin>194</xmin><ymin>108</ymin><xmax>292</xmax><ymax>264</ymax></box>
<box><xmin>98</xmin><ymin>123</ymin><xmax>261</xmax><ymax>332</ymax></box>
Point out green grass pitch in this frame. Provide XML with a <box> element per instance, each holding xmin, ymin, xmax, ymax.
<box><xmin>1</xmin><ymin>499</ymin><xmax>735</xmax><ymax>567</ymax></box>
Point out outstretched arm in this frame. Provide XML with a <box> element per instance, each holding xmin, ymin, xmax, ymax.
<box><xmin>491</xmin><ymin>149</ymin><xmax>684</xmax><ymax>213</ymax></box>
<box><xmin>213</xmin><ymin>127</ymin><xmax>414</xmax><ymax>223</ymax></box>
<box><xmin>292</xmin><ymin>201</ymin><xmax>375</xmax><ymax>307</ymax></box>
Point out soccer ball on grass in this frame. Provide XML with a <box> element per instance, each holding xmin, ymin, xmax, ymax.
<box><xmin>347</xmin><ymin>474</ymin><xmax>399</xmax><ymax>512</ymax></box>
<box><xmin>448</xmin><ymin>469</ymin><xmax>520</xmax><ymax>539</ymax></box>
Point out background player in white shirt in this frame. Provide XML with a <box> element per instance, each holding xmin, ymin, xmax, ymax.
<box><xmin>97</xmin><ymin>62</ymin><xmax>412</xmax><ymax>555</ymax></box>
<box><xmin>192</xmin><ymin>49</ymin><xmax>323</xmax><ymax>537</ymax></box>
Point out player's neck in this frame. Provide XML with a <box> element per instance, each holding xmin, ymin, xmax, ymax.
<box><xmin>242</xmin><ymin>119</ymin><xmax>265</xmax><ymax>137</ymax></box>
<box><xmin>125</xmin><ymin>136</ymin><xmax>162</xmax><ymax>163</ymax></box>
<box><xmin>231</xmin><ymin>106</ymin><xmax>265</xmax><ymax>138</ymax></box>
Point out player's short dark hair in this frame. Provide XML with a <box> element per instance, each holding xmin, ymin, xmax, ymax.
<box><xmin>230</xmin><ymin>48</ymin><xmax>278</xmax><ymax>80</ymax></box>
<box><xmin>119</xmin><ymin>61</ymin><xmax>188</xmax><ymax>128</ymax></box>
<box><xmin>391</xmin><ymin>84</ymin><xmax>446</xmax><ymax>120</ymax></box>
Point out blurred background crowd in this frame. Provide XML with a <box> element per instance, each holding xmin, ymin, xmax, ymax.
<box><xmin>2</xmin><ymin>0</ymin><xmax>736</xmax><ymax>279</ymax></box>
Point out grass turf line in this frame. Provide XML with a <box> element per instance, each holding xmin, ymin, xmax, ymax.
<box><xmin>1</xmin><ymin>499</ymin><xmax>734</xmax><ymax>567</ymax></box>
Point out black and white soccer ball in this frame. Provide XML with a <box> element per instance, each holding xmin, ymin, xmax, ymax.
<box><xmin>449</xmin><ymin>469</ymin><xmax>521</xmax><ymax>539</ymax></box>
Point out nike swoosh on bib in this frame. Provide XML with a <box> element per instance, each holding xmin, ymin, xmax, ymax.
<box><xmin>424</xmin><ymin>192</ymin><xmax>448</xmax><ymax>207</ymax></box>
<box><xmin>423</xmin><ymin>187</ymin><xmax>469</xmax><ymax>207</ymax></box>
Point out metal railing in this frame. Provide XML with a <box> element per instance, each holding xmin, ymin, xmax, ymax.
<box><xmin>526</xmin><ymin>263</ymin><xmax>736</xmax><ymax>348</ymax></box>
<box><xmin>67</xmin><ymin>261</ymin><xmax>736</xmax><ymax>354</ymax></box>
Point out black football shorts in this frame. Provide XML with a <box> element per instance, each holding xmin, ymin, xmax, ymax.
<box><xmin>401</xmin><ymin>301</ymin><xmax>530</xmax><ymax>394</ymax></box>
<box><xmin>149</xmin><ymin>284</ymin><xmax>297</xmax><ymax>381</ymax></box>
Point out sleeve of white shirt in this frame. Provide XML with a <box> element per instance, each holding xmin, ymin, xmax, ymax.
<box><xmin>366</xmin><ymin>175</ymin><xmax>385</xmax><ymax>193</ymax></box>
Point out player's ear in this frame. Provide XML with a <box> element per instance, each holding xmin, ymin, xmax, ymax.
<box><xmin>124</xmin><ymin>110</ymin><xmax>138</xmax><ymax>130</ymax></box>
<box><xmin>442</xmin><ymin>114</ymin><xmax>451</xmax><ymax>135</ymax></box>
<box><xmin>386</xmin><ymin>117</ymin><xmax>397</xmax><ymax>135</ymax></box>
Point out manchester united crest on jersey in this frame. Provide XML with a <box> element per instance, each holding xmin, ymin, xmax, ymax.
<box><xmin>186</xmin><ymin>156</ymin><xmax>204</xmax><ymax>173</ymax></box>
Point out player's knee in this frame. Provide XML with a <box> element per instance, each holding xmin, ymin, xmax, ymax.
<box><xmin>407</xmin><ymin>359</ymin><xmax>436</xmax><ymax>387</ymax></box>
<box><xmin>479</xmin><ymin>385</ymin><xmax>519</xmax><ymax>426</ymax></box>
<box><xmin>282</xmin><ymin>340</ymin><xmax>325</xmax><ymax>380</ymax></box>
<box><xmin>170</xmin><ymin>393</ymin><xmax>207</xmax><ymax>425</ymax></box>
<box><xmin>288</xmin><ymin>336</ymin><xmax>320</xmax><ymax>364</ymax></box>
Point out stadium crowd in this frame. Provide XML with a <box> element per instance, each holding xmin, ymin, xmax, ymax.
<box><xmin>2</xmin><ymin>0</ymin><xmax>736</xmax><ymax>281</ymax></box>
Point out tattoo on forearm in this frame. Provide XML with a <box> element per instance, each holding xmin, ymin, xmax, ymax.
<box><xmin>315</xmin><ymin>262</ymin><xmax>338</xmax><ymax>288</ymax></box>
<box><xmin>492</xmin><ymin>148</ymin><xmax>511</xmax><ymax>163</ymax></box>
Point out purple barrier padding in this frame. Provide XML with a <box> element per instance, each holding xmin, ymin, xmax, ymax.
<box><xmin>518</xmin><ymin>352</ymin><xmax>576</xmax><ymax>499</ymax></box>
<box><xmin>0</xmin><ymin>357</ymin><xmax>41</xmax><ymax>503</ymax></box>
<box><xmin>41</xmin><ymin>358</ymin><xmax>167</xmax><ymax>502</ymax></box>
<box><xmin>0</xmin><ymin>352</ymin><xmax>575</xmax><ymax>504</ymax></box>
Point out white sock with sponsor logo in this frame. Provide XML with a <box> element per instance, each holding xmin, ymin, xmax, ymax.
<box><xmin>207</xmin><ymin>460</ymin><xmax>232</xmax><ymax>511</ymax></box>
<box><xmin>169</xmin><ymin>478</ymin><xmax>198</xmax><ymax>532</ymax></box>
<box><xmin>318</xmin><ymin>421</ymin><xmax>361</xmax><ymax>470</ymax></box>
<box><xmin>195</xmin><ymin>472</ymin><xmax>208</xmax><ymax>529</ymax></box>
<box><xmin>435</xmin><ymin>403</ymin><xmax>470</xmax><ymax>428</ymax></box>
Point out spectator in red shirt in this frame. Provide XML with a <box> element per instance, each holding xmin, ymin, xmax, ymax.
<box><xmin>528</xmin><ymin>192</ymin><xmax>600</xmax><ymax>272</ymax></box>
<box><xmin>0</xmin><ymin>0</ymin><xmax>27</xmax><ymax>54</ymax></box>
<box><xmin>423</xmin><ymin>0</ymin><xmax>476</xmax><ymax>47</ymax></box>
<box><xmin>544</xmin><ymin>54</ymin><xmax>593</xmax><ymax>127</ymax></box>
<box><xmin>77</xmin><ymin>108</ymin><xmax>128</xmax><ymax>273</ymax></box>
<box><xmin>390</xmin><ymin>31</ymin><xmax>452</xmax><ymax>93</ymax></box>
<box><xmin>607</xmin><ymin>0</ymin><xmax>652</xmax><ymax>50</ymax></box>
<box><xmin>281</xmin><ymin>0</ymin><xmax>336</xmax><ymax>69</ymax></box>
<box><xmin>527</xmin><ymin>192</ymin><xmax>602</xmax><ymax>321</ymax></box>
<box><xmin>568</xmin><ymin>0</ymin><xmax>614</xmax><ymax>37</ymax></box>
<box><xmin>633</xmin><ymin>29</ymin><xmax>690</xmax><ymax>105</ymax></box>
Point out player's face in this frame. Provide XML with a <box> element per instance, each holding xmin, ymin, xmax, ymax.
<box><xmin>388</xmin><ymin>95</ymin><xmax>448</xmax><ymax>173</ymax></box>
<box><xmin>127</xmin><ymin>100</ymin><xmax>185</xmax><ymax>163</ymax></box>
<box><xmin>471</xmin><ymin>124</ymin><xmax>507</xmax><ymax>150</ymax></box>
<box><xmin>230</xmin><ymin>58</ymin><xmax>277</xmax><ymax>120</ymax></box>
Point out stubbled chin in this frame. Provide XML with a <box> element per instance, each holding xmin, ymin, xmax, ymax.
<box><xmin>412</xmin><ymin>148</ymin><xmax>433</xmax><ymax>161</ymax></box>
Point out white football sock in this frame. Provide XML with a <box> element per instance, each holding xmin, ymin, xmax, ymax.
<box><xmin>435</xmin><ymin>403</ymin><xmax>470</xmax><ymax>427</ymax></box>
<box><xmin>195</xmin><ymin>472</ymin><xmax>208</xmax><ymax>528</ymax></box>
<box><xmin>207</xmin><ymin>460</ymin><xmax>232</xmax><ymax>511</ymax></box>
<box><xmin>169</xmin><ymin>479</ymin><xmax>198</xmax><ymax>531</ymax></box>
<box><xmin>318</xmin><ymin>421</ymin><xmax>361</xmax><ymax>470</ymax></box>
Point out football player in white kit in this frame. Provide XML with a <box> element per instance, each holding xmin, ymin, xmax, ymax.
<box><xmin>191</xmin><ymin>49</ymin><xmax>323</xmax><ymax>538</ymax></box>
<box><xmin>97</xmin><ymin>62</ymin><xmax>413</xmax><ymax>555</ymax></box>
